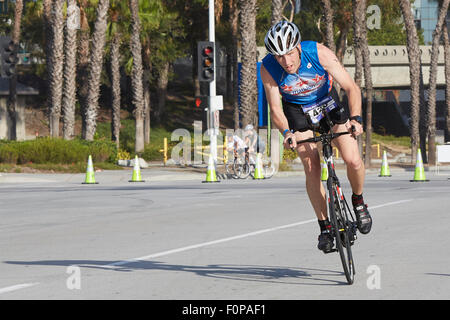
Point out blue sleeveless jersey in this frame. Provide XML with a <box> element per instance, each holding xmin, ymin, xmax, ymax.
<box><xmin>262</xmin><ymin>41</ymin><xmax>332</xmax><ymax>105</ymax></box>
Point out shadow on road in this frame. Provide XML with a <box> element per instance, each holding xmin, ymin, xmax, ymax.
<box><xmin>5</xmin><ymin>259</ymin><xmax>349</xmax><ymax>286</ymax></box>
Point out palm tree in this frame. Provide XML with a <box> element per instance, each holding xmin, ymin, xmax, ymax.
<box><xmin>139</xmin><ymin>0</ymin><xmax>164</xmax><ymax>144</ymax></box>
<box><xmin>238</xmin><ymin>0</ymin><xmax>258</xmax><ymax>128</ymax></box>
<box><xmin>77</xmin><ymin>0</ymin><xmax>91</xmax><ymax>139</ymax></box>
<box><xmin>426</xmin><ymin>0</ymin><xmax>450</xmax><ymax>165</ymax></box>
<box><xmin>443</xmin><ymin>23</ymin><xmax>450</xmax><ymax>142</ymax></box>
<box><xmin>351</xmin><ymin>0</ymin><xmax>365</xmax><ymax>158</ymax></box>
<box><xmin>358</xmin><ymin>0</ymin><xmax>374</xmax><ymax>167</ymax></box>
<box><xmin>7</xmin><ymin>0</ymin><xmax>23</xmax><ymax>140</ymax></box>
<box><xmin>398</xmin><ymin>0</ymin><xmax>422</xmax><ymax>163</ymax></box>
<box><xmin>320</xmin><ymin>0</ymin><xmax>336</xmax><ymax>53</ymax></box>
<box><xmin>352</xmin><ymin>0</ymin><xmax>364</xmax><ymax>87</ymax></box>
<box><xmin>48</xmin><ymin>0</ymin><xmax>65</xmax><ymax>138</ymax></box>
<box><xmin>109</xmin><ymin>32</ymin><xmax>121</xmax><ymax>149</ymax></box>
<box><xmin>43</xmin><ymin>0</ymin><xmax>53</xmax><ymax>136</ymax></box>
<box><xmin>229</xmin><ymin>0</ymin><xmax>240</xmax><ymax>129</ymax></box>
<box><xmin>84</xmin><ymin>0</ymin><xmax>110</xmax><ymax>141</ymax></box>
<box><xmin>271</xmin><ymin>0</ymin><xmax>283</xmax><ymax>25</ymax></box>
<box><xmin>155</xmin><ymin>62</ymin><xmax>169</xmax><ymax>125</ymax></box>
<box><xmin>62</xmin><ymin>0</ymin><xmax>79</xmax><ymax>140</ymax></box>
<box><xmin>129</xmin><ymin>0</ymin><xmax>145</xmax><ymax>153</ymax></box>
<box><xmin>108</xmin><ymin>1</ymin><xmax>124</xmax><ymax>149</ymax></box>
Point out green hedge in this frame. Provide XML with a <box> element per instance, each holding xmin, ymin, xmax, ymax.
<box><xmin>0</xmin><ymin>138</ymin><xmax>117</xmax><ymax>165</ymax></box>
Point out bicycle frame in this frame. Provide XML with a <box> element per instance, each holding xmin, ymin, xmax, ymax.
<box><xmin>292</xmin><ymin>104</ymin><xmax>357</xmax><ymax>284</ymax></box>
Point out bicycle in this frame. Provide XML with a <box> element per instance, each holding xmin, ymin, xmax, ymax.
<box><xmin>227</xmin><ymin>149</ymin><xmax>275</xmax><ymax>180</ymax></box>
<box><xmin>225</xmin><ymin>148</ymin><xmax>251</xmax><ymax>179</ymax></box>
<box><xmin>288</xmin><ymin>106</ymin><xmax>358</xmax><ymax>285</ymax></box>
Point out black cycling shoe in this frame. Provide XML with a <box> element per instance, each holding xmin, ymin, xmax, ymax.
<box><xmin>354</xmin><ymin>203</ymin><xmax>372</xmax><ymax>234</ymax></box>
<box><xmin>318</xmin><ymin>230</ymin><xmax>334</xmax><ymax>253</ymax></box>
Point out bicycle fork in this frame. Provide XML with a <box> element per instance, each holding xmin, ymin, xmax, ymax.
<box><xmin>322</xmin><ymin>143</ymin><xmax>358</xmax><ymax>245</ymax></box>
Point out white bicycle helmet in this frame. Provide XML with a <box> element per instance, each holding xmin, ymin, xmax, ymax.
<box><xmin>264</xmin><ymin>21</ymin><xmax>301</xmax><ymax>56</ymax></box>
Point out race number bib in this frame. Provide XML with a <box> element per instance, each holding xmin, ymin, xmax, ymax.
<box><xmin>301</xmin><ymin>96</ymin><xmax>337</xmax><ymax>125</ymax></box>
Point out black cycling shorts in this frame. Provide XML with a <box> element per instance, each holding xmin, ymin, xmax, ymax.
<box><xmin>283</xmin><ymin>88</ymin><xmax>349</xmax><ymax>133</ymax></box>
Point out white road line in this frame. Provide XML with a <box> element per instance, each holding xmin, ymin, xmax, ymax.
<box><xmin>369</xmin><ymin>199</ymin><xmax>413</xmax><ymax>210</ymax></box>
<box><xmin>104</xmin><ymin>199</ymin><xmax>413</xmax><ymax>268</ymax></box>
<box><xmin>104</xmin><ymin>218</ymin><xmax>318</xmax><ymax>268</ymax></box>
<box><xmin>0</xmin><ymin>283</ymin><xmax>39</xmax><ymax>295</ymax></box>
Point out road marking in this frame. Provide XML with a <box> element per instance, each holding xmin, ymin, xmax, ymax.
<box><xmin>104</xmin><ymin>218</ymin><xmax>318</xmax><ymax>268</ymax></box>
<box><xmin>0</xmin><ymin>283</ymin><xmax>39</xmax><ymax>295</ymax></box>
<box><xmin>369</xmin><ymin>199</ymin><xmax>413</xmax><ymax>210</ymax></box>
<box><xmin>104</xmin><ymin>199</ymin><xmax>413</xmax><ymax>268</ymax></box>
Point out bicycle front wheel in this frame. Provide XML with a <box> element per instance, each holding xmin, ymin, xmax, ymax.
<box><xmin>327</xmin><ymin>181</ymin><xmax>355</xmax><ymax>285</ymax></box>
<box><xmin>226</xmin><ymin>161</ymin><xmax>238</xmax><ymax>178</ymax></box>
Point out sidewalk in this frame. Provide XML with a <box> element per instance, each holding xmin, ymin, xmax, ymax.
<box><xmin>1</xmin><ymin>161</ymin><xmax>449</xmax><ymax>184</ymax></box>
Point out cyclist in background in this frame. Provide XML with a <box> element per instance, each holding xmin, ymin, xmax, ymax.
<box><xmin>226</xmin><ymin>133</ymin><xmax>248</xmax><ymax>161</ymax></box>
<box><xmin>260</xmin><ymin>21</ymin><xmax>372</xmax><ymax>253</ymax></box>
<box><xmin>244</xmin><ymin>124</ymin><xmax>266</xmax><ymax>158</ymax></box>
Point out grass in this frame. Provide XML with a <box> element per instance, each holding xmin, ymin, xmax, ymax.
<box><xmin>0</xmin><ymin>161</ymin><xmax>122</xmax><ymax>173</ymax></box>
<box><xmin>370</xmin><ymin>132</ymin><xmax>410</xmax><ymax>148</ymax></box>
<box><xmin>96</xmin><ymin>119</ymin><xmax>183</xmax><ymax>162</ymax></box>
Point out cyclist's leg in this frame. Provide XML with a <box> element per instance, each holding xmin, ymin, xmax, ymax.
<box><xmin>332</xmin><ymin>121</ymin><xmax>372</xmax><ymax>234</ymax></box>
<box><xmin>293</xmin><ymin>130</ymin><xmax>327</xmax><ymax>221</ymax></box>
<box><xmin>331</xmin><ymin>121</ymin><xmax>364</xmax><ymax>195</ymax></box>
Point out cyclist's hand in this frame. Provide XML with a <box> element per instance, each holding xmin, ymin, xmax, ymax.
<box><xmin>349</xmin><ymin>121</ymin><xmax>363</xmax><ymax>138</ymax></box>
<box><xmin>283</xmin><ymin>132</ymin><xmax>296</xmax><ymax>150</ymax></box>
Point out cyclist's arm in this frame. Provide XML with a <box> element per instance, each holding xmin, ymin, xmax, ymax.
<box><xmin>260</xmin><ymin>65</ymin><xmax>291</xmax><ymax>136</ymax></box>
<box><xmin>317</xmin><ymin>43</ymin><xmax>362</xmax><ymax>119</ymax></box>
<box><xmin>261</xmin><ymin>65</ymin><xmax>295</xmax><ymax>148</ymax></box>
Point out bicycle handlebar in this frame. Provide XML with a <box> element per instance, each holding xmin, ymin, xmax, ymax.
<box><xmin>287</xmin><ymin>125</ymin><xmax>356</xmax><ymax>149</ymax></box>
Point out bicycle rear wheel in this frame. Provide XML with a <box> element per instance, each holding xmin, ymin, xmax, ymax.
<box><xmin>263</xmin><ymin>162</ymin><xmax>275</xmax><ymax>179</ymax></box>
<box><xmin>327</xmin><ymin>180</ymin><xmax>355</xmax><ymax>285</ymax></box>
<box><xmin>233</xmin><ymin>158</ymin><xmax>250</xmax><ymax>179</ymax></box>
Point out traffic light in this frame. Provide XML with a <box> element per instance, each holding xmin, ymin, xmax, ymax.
<box><xmin>194</xmin><ymin>96</ymin><xmax>208</xmax><ymax>109</ymax></box>
<box><xmin>197</xmin><ymin>41</ymin><xmax>215</xmax><ymax>82</ymax></box>
<box><xmin>2</xmin><ymin>40</ymin><xmax>18</xmax><ymax>77</ymax></box>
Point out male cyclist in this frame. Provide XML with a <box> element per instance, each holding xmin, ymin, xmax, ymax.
<box><xmin>260</xmin><ymin>21</ymin><xmax>372</xmax><ymax>253</ymax></box>
<box><xmin>244</xmin><ymin>124</ymin><xmax>266</xmax><ymax>162</ymax></box>
<box><xmin>226</xmin><ymin>133</ymin><xmax>248</xmax><ymax>160</ymax></box>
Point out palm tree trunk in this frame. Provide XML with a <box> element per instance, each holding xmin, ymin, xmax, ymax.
<box><xmin>7</xmin><ymin>0</ymin><xmax>23</xmax><ymax>140</ymax></box>
<box><xmin>398</xmin><ymin>0</ymin><xmax>421</xmax><ymax>163</ymax></box>
<box><xmin>426</xmin><ymin>0</ymin><xmax>450</xmax><ymax>165</ymax></box>
<box><xmin>77</xmin><ymin>0</ymin><xmax>90</xmax><ymax>139</ymax></box>
<box><xmin>443</xmin><ymin>24</ymin><xmax>450</xmax><ymax>143</ymax></box>
<box><xmin>129</xmin><ymin>0</ymin><xmax>145</xmax><ymax>153</ymax></box>
<box><xmin>229</xmin><ymin>0</ymin><xmax>240</xmax><ymax>130</ymax></box>
<box><xmin>271</xmin><ymin>0</ymin><xmax>283</xmax><ymax>25</ymax></box>
<box><xmin>156</xmin><ymin>62</ymin><xmax>170</xmax><ymax>124</ymax></box>
<box><xmin>110</xmin><ymin>32</ymin><xmax>121</xmax><ymax>149</ymax></box>
<box><xmin>352</xmin><ymin>0</ymin><xmax>364</xmax><ymax>157</ymax></box>
<box><xmin>84</xmin><ymin>0</ymin><xmax>110</xmax><ymax>141</ymax></box>
<box><xmin>359</xmin><ymin>0</ymin><xmax>373</xmax><ymax>168</ymax></box>
<box><xmin>238</xmin><ymin>0</ymin><xmax>258</xmax><ymax>128</ymax></box>
<box><xmin>336</xmin><ymin>23</ymin><xmax>350</xmax><ymax>64</ymax></box>
<box><xmin>352</xmin><ymin>0</ymin><xmax>364</xmax><ymax>87</ymax></box>
<box><xmin>49</xmin><ymin>0</ymin><xmax>65</xmax><ymax>138</ymax></box>
<box><xmin>43</xmin><ymin>0</ymin><xmax>53</xmax><ymax>136</ymax></box>
<box><xmin>143</xmin><ymin>38</ymin><xmax>152</xmax><ymax>145</ymax></box>
<box><xmin>320</xmin><ymin>0</ymin><xmax>336</xmax><ymax>53</ymax></box>
<box><xmin>144</xmin><ymin>79</ymin><xmax>151</xmax><ymax>144</ymax></box>
<box><xmin>62</xmin><ymin>0</ymin><xmax>78</xmax><ymax>140</ymax></box>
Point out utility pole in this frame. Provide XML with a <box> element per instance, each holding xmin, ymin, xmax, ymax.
<box><xmin>206</xmin><ymin>0</ymin><xmax>223</xmax><ymax>165</ymax></box>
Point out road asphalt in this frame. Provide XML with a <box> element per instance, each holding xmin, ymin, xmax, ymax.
<box><xmin>0</xmin><ymin>164</ymin><xmax>449</xmax><ymax>301</ymax></box>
